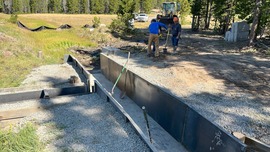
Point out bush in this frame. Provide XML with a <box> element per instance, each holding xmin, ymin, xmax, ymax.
<box><xmin>8</xmin><ymin>14</ymin><xmax>18</xmax><ymax>24</ymax></box>
<box><xmin>109</xmin><ymin>18</ymin><xmax>125</xmax><ymax>33</ymax></box>
<box><xmin>92</xmin><ymin>16</ymin><xmax>101</xmax><ymax>28</ymax></box>
<box><xmin>109</xmin><ymin>14</ymin><xmax>134</xmax><ymax>34</ymax></box>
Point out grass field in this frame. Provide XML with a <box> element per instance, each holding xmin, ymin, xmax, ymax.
<box><xmin>0</xmin><ymin>123</ymin><xmax>43</xmax><ymax>152</ymax></box>
<box><xmin>0</xmin><ymin>13</ymin><xmax>118</xmax><ymax>88</ymax></box>
<box><xmin>0</xmin><ymin>13</ymin><xmax>191</xmax><ymax>88</ymax></box>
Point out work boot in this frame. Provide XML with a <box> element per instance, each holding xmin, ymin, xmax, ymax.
<box><xmin>153</xmin><ymin>56</ymin><xmax>161</xmax><ymax>62</ymax></box>
<box><xmin>147</xmin><ymin>54</ymin><xmax>153</xmax><ymax>57</ymax></box>
<box><xmin>173</xmin><ymin>46</ymin><xmax>177</xmax><ymax>51</ymax></box>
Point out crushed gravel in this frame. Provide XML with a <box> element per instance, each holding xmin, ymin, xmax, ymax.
<box><xmin>13</xmin><ymin>94</ymin><xmax>150</xmax><ymax>152</ymax></box>
<box><xmin>20</xmin><ymin>63</ymin><xmax>85</xmax><ymax>89</ymax></box>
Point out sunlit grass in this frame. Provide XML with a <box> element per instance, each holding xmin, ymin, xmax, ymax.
<box><xmin>0</xmin><ymin>12</ymin><xmax>192</xmax><ymax>88</ymax></box>
<box><xmin>0</xmin><ymin>13</ymin><xmax>105</xmax><ymax>88</ymax></box>
<box><xmin>0</xmin><ymin>123</ymin><xmax>44</xmax><ymax>152</ymax></box>
<box><xmin>19</xmin><ymin>14</ymin><xmax>117</xmax><ymax>27</ymax></box>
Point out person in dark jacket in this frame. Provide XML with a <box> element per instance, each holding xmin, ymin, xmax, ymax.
<box><xmin>171</xmin><ymin>16</ymin><xmax>181</xmax><ymax>51</ymax></box>
<box><xmin>148</xmin><ymin>19</ymin><xmax>168</xmax><ymax>57</ymax></box>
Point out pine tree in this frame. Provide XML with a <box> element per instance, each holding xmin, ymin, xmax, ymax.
<box><xmin>109</xmin><ymin>0</ymin><xmax>119</xmax><ymax>14</ymax></box>
<box><xmin>37</xmin><ymin>0</ymin><xmax>48</xmax><ymax>13</ymax></box>
<box><xmin>79</xmin><ymin>0</ymin><xmax>88</xmax><ymax>13</ymax></box>
<box><xmin>191</xmin><ymin>0</ymin><xmax>203</xmax><ymax>31</ymax></box>
<box><xmin>66</xmin><ymin>0</ymin><xmax>79</xmax><ymax>13</ymax></box>
<box><xmin>0</xmin><ymin>0</ymin><xmax>3</xmax><ymax>13</ymax></box>
<box><xmin>249</xmin><ymin>0</ymin><xmax>261</xmax><ymax>45</ymax></box>
<box><xmin>134</xmin><ymin>0</ymin><xmax>140</xmax><ymax>12</ymax></box>
<box><xmin>176</xmin><ymin>0</ymin><xmax>191</xmax><ymax>24</ymax></box>
<box><xmin>141</xmin><ymin>0</ymin><xmax>152</xmax><ymax>13</ymax></box>
<box><xmin>12</xmin><ymin>0</ymin><xmax>21</xmax><ymax>13</ymax></box>
<box><xmin>21</xmin><ymin>0</ymin><xmax>30</xmax><ymax>13</ymax></box>
<box><xmin>91</xmin><ymin>0</ymin><xmax>105</xmax><ymax>14</ymax></box>
<box><xmin>236</xmin><ymin>0</ymin><xmax>270</xmax><ymax>41</ymax></box>
<box><xmin>104</xmin><ymin>0</ymin><xmax>109</xmax><ymax>14</ymax></box>
<box><xmin>117</xmin><ymin>0</ymin><xmax>136</xmax><ymax>27</ymax></box>
<box><xmin>29</xmin><ymin>0</ymin><xmax>37</xmax><ymax>13</ymax></box>
<box><xmin>48</xmin><ymin>0</ymin><xmax>54</xmax><ymax>13</ymax></box>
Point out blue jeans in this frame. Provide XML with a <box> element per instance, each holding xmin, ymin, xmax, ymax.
<box><xmin>171</xmin><ymin>36</ymin><xmax>179</xmax><ymax>47</ymax></box>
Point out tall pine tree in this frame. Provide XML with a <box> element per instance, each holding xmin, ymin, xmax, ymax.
<box><xmin>12</xmin><ymin>0</ymin><xmax>21</xmax><ymax>13</ymax></box>
<box><xmin>109</xmin><ymin>0</ymin><xmax>119</xmax><ymax>14</ymax></box>
<box><xmin>29</xmin><ymin>0</ymin><xmax>37</xmax><ymax>13</ymax></box>
<box><xmin>91</xmin><ymin>0</ymin><xmax>105</xmax><ymax>14</ymax></box>
<box><xmin>117</xmin><ymin>0</ymin><xmax>136</xmax><ymax>27</ymax></box>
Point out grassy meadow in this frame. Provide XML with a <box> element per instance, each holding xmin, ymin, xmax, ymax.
<box><xmin>0</xmin><ymin>13</ymin><xmax>190</xmax><ymax>88</ymax></box>
<box><xmin>0</xmin><ymin>13</ymin><xmax>118</xmax><ymax>88</ymax></box>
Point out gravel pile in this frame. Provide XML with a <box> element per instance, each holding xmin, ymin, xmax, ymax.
<box><xmin>15</xmin><ymin>94</ymin><xmax>150</xmax><ymax>152</ymax></box>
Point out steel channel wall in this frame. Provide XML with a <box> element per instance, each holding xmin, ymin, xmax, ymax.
<box><xmin>100</xmin><ymin>53</ymin><xmax>247</xmax><ymax>152</ymax></box>
<box><xmin>0</xmin><ymin>55</ymin><xmax>90</xmax><ymax>104</ymax></box>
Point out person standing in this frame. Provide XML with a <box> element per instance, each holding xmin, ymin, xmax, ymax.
<box><xmin>171</xmin><ymin>16</ymin><xmax>181</xmax><ymax>52</ymax></box>
<box><xmin>148</xmin><ymin>19</ymin><xmax>168</xmax><ymax>58</ymax></box>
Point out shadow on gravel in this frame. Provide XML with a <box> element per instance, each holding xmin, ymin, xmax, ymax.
<box><xmin>37</xmin><ymin>94</ymin><xmax>149</xmax><ymax>151</ymax></box>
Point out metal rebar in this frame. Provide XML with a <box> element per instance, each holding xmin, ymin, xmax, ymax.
<box><xmin>142</xmin><ymin>106</ymin><xmax>152</xmax><ymax>143</ymax></box>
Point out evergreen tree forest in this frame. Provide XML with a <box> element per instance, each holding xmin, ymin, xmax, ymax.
<box><xmin>0</xmin><ymin>0</ymin><xmax>269</xmax><ymax>43</ymax></box>
<box><xmin>0</xmin><ymin>0</ymin><xmax>171</xmax><ymax>14</ymax></box>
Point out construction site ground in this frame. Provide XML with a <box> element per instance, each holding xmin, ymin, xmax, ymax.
<box><xmin>72</xmin><ymin>27</ymin><xmax>270</xmax><ymax>145</ymax></box>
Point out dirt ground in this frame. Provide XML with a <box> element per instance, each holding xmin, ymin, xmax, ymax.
<box><xmin>76</xmin><ymin>28</ymin><xmax>270</xmax><ymax>103</ymax></box>
<box><xmin>72</xmin><ymin>27</ymin><xmax>270</xmax><ymax>145</ymax></box>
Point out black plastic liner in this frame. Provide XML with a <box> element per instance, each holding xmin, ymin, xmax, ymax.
<box><xmin>17</xmin><ymin>21</ymin><xmax>72</xmax><ymax>32</ymax></box>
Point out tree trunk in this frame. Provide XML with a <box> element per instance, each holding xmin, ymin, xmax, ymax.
<box><xmin>204</xmin><ymin>0</ymin><xmax>210</xmax><ymax>29</ymax></box>
<box><xmin>223</xmin><ymin>0</ymin><xmax>232</xmax><ymax>34</ymax></box>
<box><xmin>192</xmin><ymin>15</ymin><xmax>196</xmax><ymax>30</ymax></box>
<box><xmin>197</xmin><ymin>14</ymin><xmax>201</xmax><ymax>31</ymax></box>
<box><xmin>249</xmin><ymin>0</ymin><xmax>261</xmax><ymax>46</ymax></box>
<box><xmin>206</xmin><ymin>0</ymin><xmax>213</xmax><ymax>29</ymax></box>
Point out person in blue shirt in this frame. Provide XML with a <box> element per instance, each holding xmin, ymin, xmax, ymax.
<box><xmin>148</xmin><ymin>19</ymin><xmax>168</xmax><ymax>58</ymax></box>
<box><xmin>171</xmin><ymin>16</ymin><xmax>182</xmax><ymax>52</ymax></box>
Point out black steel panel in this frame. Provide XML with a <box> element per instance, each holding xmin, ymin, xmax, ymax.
<box><xmin>100</xmin><ymin>54</ymin><xmax>247</xmax><ymax>152</ymax></box>
<box><xmin>100</xmin><ymin>55</ymin><xmax>110</xmax><ymax>81</ymax></box>
<box><xmin>0</xmin><ymin>91</ymin><xmax>42</xmax><ymax>103</ymax></box>
<box><xmin>46</xmin><ymin>86</ymin><xmax>86</xmax><ymax>97</ymax></box>
<box><xmin>132</xmin><ymin>75</ymin><xmax>188</xmax><ymax>142</ymax></box>
<box><xmin>0</xmin><ymin>86</ymin><xmax>87</xmax><ymax>104</ymax></box>
<box><xmin>65</xmin><ymin>54</ymin><xmax>90</xmax><ymax>81</ymax></box>
<box><xmin>95</xmin><ymin>82</ymin><xmax>107</xmax><ymax>101</ymax></box>
<box><xmin>183</xmin><ymin>108</ymin><xmax>246</xmax><ymax>152</ymax></box>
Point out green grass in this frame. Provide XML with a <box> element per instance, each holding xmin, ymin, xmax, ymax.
<box><xmin>0</xmin><ymin>13</ymin><xmax>97</xmax><ymax>88</ymax></box>
<box><xmin>0</xmin><ymin>123</ymin><xmax>44</xmax><ymax>152</ymax></box>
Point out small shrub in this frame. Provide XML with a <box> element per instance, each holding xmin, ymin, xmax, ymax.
<box><xmin>92</xmin><ymin>16</ymin><xmax>101</xmax><ymax>28</ymax></box>
<box><xmin>109</xmin><ymin>18</ymin><xmax>125</xmax><ymax>32</ymax></box>
<box><xmin>8</xmin><ymin>14</ymin><xmax>18</xmax><ymax>24</ymax></box>
<box><xmin>109</xmin><ymin>14</ymin><xmax>134</xmax><ymax>34</ymax></box>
